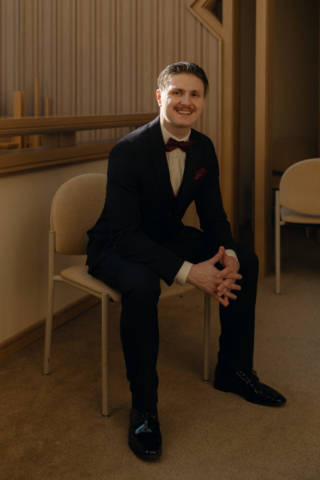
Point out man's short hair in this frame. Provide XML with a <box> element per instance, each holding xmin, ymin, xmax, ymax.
<box><xmin>157</xmin><ymin>62</ymin><xmax>209</xmax><ymax>97</ymax></box>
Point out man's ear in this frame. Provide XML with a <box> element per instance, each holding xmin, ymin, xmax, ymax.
<box><xmin>156</xmin><ymin>89</ymin><xmax>162</xmax><ymax>107</ymax></box>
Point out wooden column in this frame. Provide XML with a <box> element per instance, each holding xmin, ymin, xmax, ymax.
<box><xmin>254</xmin><ymin>0</ymin><xmax>275</xmax><ymax>276</ymax></box>
<box><xmin>220</xmin><ymin>0</ymin><xmax>241</xmax><ymax>239</ymax></box>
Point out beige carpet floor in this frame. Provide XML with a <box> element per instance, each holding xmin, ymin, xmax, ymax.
<box><xmin>1</xmin><ymin>225</ymin><xmax>320</xmax><ymax>480</ymax></box>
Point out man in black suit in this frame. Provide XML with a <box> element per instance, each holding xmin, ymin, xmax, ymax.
<box><xmin>87</xmin><ymin>62</ymin><xmax>286</xmax><ymax>460</ymax></box>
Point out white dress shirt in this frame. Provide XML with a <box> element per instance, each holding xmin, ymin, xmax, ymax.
<box><xmin>160</xmin><ymin>123</ymin><xmax>238</xmax><ymax>285</ymax></box>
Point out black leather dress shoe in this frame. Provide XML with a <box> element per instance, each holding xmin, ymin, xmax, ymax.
<box><xmin>214</xmin><ymin>366</ymin><xmax>286</xmax><ymax>407</ymax></box>
<box><xmin>128</xmin><ymin>408</ymin><xmax>162</xmax><ymax>460</ymax></box>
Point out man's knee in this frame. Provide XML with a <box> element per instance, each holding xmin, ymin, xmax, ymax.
<box><xmin>237</xmin><ymin>245</ymin><xmax>259</xmax><ymax>278</ymax></box>
<box><xmin>123</xmin><ymin>268</ymin><xmax>161</xmax><ymax>302</ymax></box>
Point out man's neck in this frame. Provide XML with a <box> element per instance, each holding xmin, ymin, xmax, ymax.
<box><xmin>160</xmin><ymin>118</ymin><xmax>191</xmax><ymax>140</ymax></box>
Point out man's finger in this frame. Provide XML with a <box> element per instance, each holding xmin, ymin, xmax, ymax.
<box><xmin>206</xmin><ymin>249</ymin><xmax>223</xmax><ymax>267</ymax></box>
<box><xmin>217</xmin><ymin>280</ymin><xmax>241</xmax><ymax>292</ymax></box>
<box><xmin>218</xmin><ymin>271</ymin><xmax>242</xmax><ymax>281</ymax></box>
<box><xmin>217</xmin><ymin>288</ymin><xmax>237</xmax><ymax>300</ymax></box>
<box><xmin>210</xmin><ymin>289</ymin><xmax>228</xmax><ymax>307</ymax></box>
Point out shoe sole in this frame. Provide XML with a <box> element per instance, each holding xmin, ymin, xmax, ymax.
<box><xmin>128</xmin><ymin>440</ymin><xmax>162</xmax><ymax>461</ymax></box>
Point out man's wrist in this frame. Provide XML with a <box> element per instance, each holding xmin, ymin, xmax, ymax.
<box><xmin>224</xmin><ymin>249</ymin><xmax>240</xmax><ymax>270</ymax></box>
<box><xmin>174</xmin><ymin>261</ymin><xmax>193</xmax><ymax>285</ymax></box>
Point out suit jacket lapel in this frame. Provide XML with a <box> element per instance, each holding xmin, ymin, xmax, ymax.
<box><xmin>148</xmin><ymin>117</ymin><xmax>171</xmax><ymax>215</ymax></box>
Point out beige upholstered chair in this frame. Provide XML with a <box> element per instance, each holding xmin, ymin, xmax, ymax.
<box><xmin>43</xmin><ymin>173</ymin><xmax>211</xmax><ymax>416</ymax></box>
<box><xmin>275</xmin><ymin>159</ymin><xmax>320</xmax><ymax>294</ymax></box>
<box><xmin>272</xmin><ymin>136</ymin><xmax>317</xmax><ymax>190</ymax></box>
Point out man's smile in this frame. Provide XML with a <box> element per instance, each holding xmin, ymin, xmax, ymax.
<box><xmin>175</xmin><ymin>108</ymin><xmax>194</xmax><ymax>115</ymax></box>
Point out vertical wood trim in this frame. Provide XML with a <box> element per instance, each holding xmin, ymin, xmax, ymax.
<box><xmin>255</xmin><ymin>0</ymin><xmax>275</xmax><ymax>276</ymax></box>
<box><xmin>0</xmin><ymin>0</ymin><xmax>2</xmax><ymax>115</ymax></box>
<box><xmin>219</xmin><ymin>0</ymin><xmax>240</xmax><ymax>238</ymax></box>
<box><xmin>45</xmin><ymin>97</ymin><xmax>50</xmax><ymax>116</ymax></box>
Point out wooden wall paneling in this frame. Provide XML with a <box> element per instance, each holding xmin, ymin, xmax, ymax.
<box><xmin>179</xmin><ymin>0</ymin><xmax>203</xmax><ymax>230</ymax></box>
<box><xmin>0</xmin><ymin>0</ymin><xmax>2</xmax><ymax>116</ymax></box>
<box><xmin>39</xmin><ymin>0</ymin><xmax>57</xmax><ymax>117</ymax></box>
<box><xmin>1</xmin><ymin>0</ymin><xmax>20</xmax><ymax>116</ymax></box>
<box><xmin>96</xmin><ymin>0</ymin><xmax>116</xmax><ymax>141</ymax></box>
<box><xmin>202</xmin><ymin>32</ymin><xmax>218</xmax><ymax>146</ymax></box>
<box><xmin>13</xmin><ymin>90</ymin><xmax>26</xmax><ymax>148</ymax></box>
<box><xmin>136</xmin><ymin>0</ymin><xmax>158</xmax><ymax>114</ymax></box>
<box><xmin>116</xmin><ymin>0</ymin><xmax>137</xmax><ymax>139</ymax></box>
<box><xmin>254</xmin><ymin>0</ymin><xmax>275</xmax><ymax>276</ymax></box>
<box><xmin>19</xmin><ymin>0</ymin><xmax>38</xmax><ymax>117</ymax></box>
<box><xmin>179</xmin><ymin>0</ymin><xmax>202</xmax><ymax>134</ymax></box>
<box><xmin>180</xmin><ymin>0</ymin><xmax>202</xmax><ymax>64</ymax></box>
<box><xmin>76</xmin><ymin>0</ymin><xmax>96</xmax><ymax>143</ymax></box>
<box><xmin>158</xmin><ymin>0</ymin><xmax>181</xmax><ymax>73</ymax></box>
<box><xmin>56</xmin><ymin>0</ymin><xmax>76</xmax><ymax>117</ymax></box>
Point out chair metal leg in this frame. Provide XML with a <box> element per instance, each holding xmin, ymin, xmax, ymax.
<box><xmin>275</xmin><ymin>191</ymin><xmax>281</xmax><ymax>295</ymax></box>
<box><xmin>43</xmin><ymin>231</ymin><xmax>56</xmax><ymax>374</ymax></box>
<box><xmin>203</xmin><ymin>292</ymin><xmax>211</xmax><ymax>381</ymax></box>
<box><xmin>101</xmin><ymin>293</ymin><xmax>109</xmax><ymax>417</ymax></box>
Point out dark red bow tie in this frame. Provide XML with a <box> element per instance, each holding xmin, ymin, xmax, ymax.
<box><xmin>165</xmin><ymin>137</ymin><xmax>195</xmax><ymax>153</ymax></box>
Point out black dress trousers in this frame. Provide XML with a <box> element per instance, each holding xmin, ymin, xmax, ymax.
<box><xmin>91</xmin><ymin>226</ymin><xmax>259</xmax><ymax>411</ymax></box>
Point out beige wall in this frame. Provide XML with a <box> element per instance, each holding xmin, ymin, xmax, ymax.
<box><xmin>273</xmin><ymin>0</ymin><xmax>319</xmax><ymax>145</ymax></box>
<box><xmin>0</xmin><ymin>160</ymin><xmax>108</xmax><ymax>344</ymax></box>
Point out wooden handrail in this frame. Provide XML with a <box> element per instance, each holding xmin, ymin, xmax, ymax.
<box><xmin>0</xmin><ymin>113</ymin><xmax>157</xmax><ymax>137</ymax></box>
<box><xmin>0</xmin><ymin>112</ymin><xmax>157</xmax><ymax>177</ymax></box>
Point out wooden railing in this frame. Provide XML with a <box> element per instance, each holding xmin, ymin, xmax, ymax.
<box><xmin>0</xmin><ymin>113</ymin><xmax>157</xmax><ymax>177</ymax></box>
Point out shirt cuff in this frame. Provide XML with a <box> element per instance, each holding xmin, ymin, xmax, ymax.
<box><xmin>174</xmin><ymin>261</ymin><xmax>193</xmax><ymax>285</ymax></box>
<box><xmin>224</xmin><ymin>249</ymin><xmax>240</xmax><ymax>268</ymax></box>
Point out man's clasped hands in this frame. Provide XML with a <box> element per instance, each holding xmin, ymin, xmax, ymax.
<box><xmin>186</xmin><ymin>246</ymin><xmax>242</xmax><ymax>307</ymax></box>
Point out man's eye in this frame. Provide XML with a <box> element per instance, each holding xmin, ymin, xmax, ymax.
<box><xmin>172</xmin><ymin>91</ymin><xmax>180</xmax><ymax>95</ymax></box>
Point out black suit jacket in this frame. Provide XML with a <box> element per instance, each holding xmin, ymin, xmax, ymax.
<box><xmin>86</xmin><ymin>116</ymin><xmax>236</xmax><ymax>285</ymax></box>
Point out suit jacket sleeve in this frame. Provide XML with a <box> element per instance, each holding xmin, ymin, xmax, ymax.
<box><xmin>194</xmin><ymin>139</ymin><xmax>237</xmax><ymax>251</ymax></box>
<box><xmin>106</xmin><ymin>147</ymin><xmax>184</xmax><ymax>285</ymax></box>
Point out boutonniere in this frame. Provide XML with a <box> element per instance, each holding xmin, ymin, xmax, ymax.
<box><xmin>195</xmin><ymin>167</ymin><xmax>207</xmax><ymax>181</ymax></box>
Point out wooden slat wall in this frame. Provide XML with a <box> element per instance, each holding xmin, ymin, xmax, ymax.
<box><xmin>19</xmin><ymin>0</ymin><xmax>38</xmax><ymax>117</ymax></box>
<box><xmin>1</xmin><ymin>0</ymin><xmax>219</xmax><ymax>149</ymax></box>
<box><xmin>96</xmin><ymin>0</ymin><xmax>116</xmax><ymax>140</ymax></box>
<box><xmin>39</xmin><ymin>0</ymin><xmax>57</xmax><ymax>116</ymax></box>
<box><xmin>1</xmin><ymin>0</ymin><xmax>20</xmax><ymax>116</ymax></box>
<box><xmin>77</xmin><ymin>0</ymin><xmax>96</xmax><ymax>142</ymax></box>
<box><xmin>57</xmin><ymin>0</ymin><xmax>76</xmax><ymax>116</ymax></box>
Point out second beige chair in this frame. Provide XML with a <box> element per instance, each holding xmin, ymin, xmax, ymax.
<box><xmin>275</xmin><ymin>158</ymin><xmax>320</xmax><ymax>294</ymax></box>
<box><xmin>43</xmin><ymin>173</ymin><xmax>212</xmax><ymax>416</ymax></box>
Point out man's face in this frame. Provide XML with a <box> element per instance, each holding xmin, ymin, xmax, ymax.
<box><xmin>156</xmin><ymin>73</ymin><xmax>206</xmax><ymax>138</ymax></box>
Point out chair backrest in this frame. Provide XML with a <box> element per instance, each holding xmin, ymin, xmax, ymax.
<box><xmin>272</xmin><ymin>136</ymin><xmax>317</xmax><ymax>174</ymax></box>
<box><xmin>279</xmin><ymin>158</ymin><xmax>320</xmax><ymax>215</ymax></box>
<box><xmin>51</xmin><ymin>173</ymin><xmax>107</xmax><ymax>255</ymax></box>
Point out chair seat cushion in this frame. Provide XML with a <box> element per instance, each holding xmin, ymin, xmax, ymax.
<box><xmin>281</xmin><ymin>207</ymin><xmax>320</xmax><ymax>224</ymax></box>
<box><xmin>60</xmin><ymin>265</ymin><xmax>195</xmax><ymax>303</ymax></box>
<box><xmin>60</xmin><ymin>266</ymin><xmax>122</xmax><ymax>301</ymax></box>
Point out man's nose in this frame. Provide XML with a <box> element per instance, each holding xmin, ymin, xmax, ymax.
<box><xmin>180</xmin><ymin>95</ymin><xmax>192</xmax><ymax>105</ymax></box>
